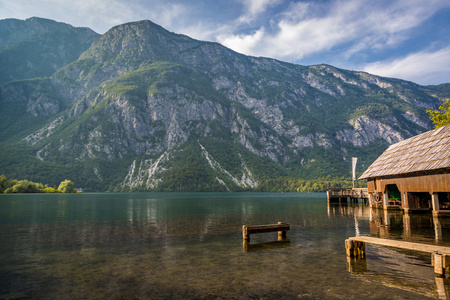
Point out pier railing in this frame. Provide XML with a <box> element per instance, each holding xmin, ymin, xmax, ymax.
<box><xmin>327</xmin><ymin>188</ymin><xmax>369</xmax><ymax>203</ymax></box>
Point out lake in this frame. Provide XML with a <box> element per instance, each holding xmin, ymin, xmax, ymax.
<box><xmin>1</xmin><ymin>192</ymin><xmax>450</xmax><ymax>299</ymax></box>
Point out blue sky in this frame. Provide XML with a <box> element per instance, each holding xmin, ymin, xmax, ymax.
<box><xmin>1</xmin><ymin>0</ymin><xmax>450</xmax><ymax>85</ymax></box>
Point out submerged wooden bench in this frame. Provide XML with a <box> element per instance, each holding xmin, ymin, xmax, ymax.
<box><xmin>242</xmin><ymin>222</ymin><xmax>290</xmax><ymax>241</ymax></box>
<box><xmin>345</xmin><ymin>236</ymin><xmax>450</xmax><ymax>276</ymax></box>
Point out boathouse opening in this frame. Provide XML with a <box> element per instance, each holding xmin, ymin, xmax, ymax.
<box><xmin>406</xmin><ymin>192</ymin><xmax>431</xmax><ymax>211</ymax></box>
<box><xmin>437</xmin><ymin>192</ymin><xmax>450</xmax><ymax>210</ymax></box>
<box><xmin>386</xmin><ymin>184</ymin><xmax>401</xmax><ymax>206</ymax></box>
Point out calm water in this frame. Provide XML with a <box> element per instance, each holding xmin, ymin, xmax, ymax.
<box><xmin>1</xmin><ymin>192</ymin><xmax>450</xmax><ymax>299</ymax></box>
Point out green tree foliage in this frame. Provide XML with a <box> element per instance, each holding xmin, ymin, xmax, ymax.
<box><xmin>255</xmin><ymin>176</ymin><xmax>366</xmax><ymax>192</ymax></box>
<box><xmin>57</xmin><ymin>180</ymin><xmax>78</xmax><ymax>193</ymax></box>
<box><xmin>1</xmin><ymin>175</ymin><xmax>78</xmax><ymax>193</ymax></box>
<box><xmin>40</xmin><ymin>187</ymin><xmax>58</xmax><ymax>193</ymax></box>
<box><xmin>4</xmin><ymin>180</ymin><xmax>43</xmax><ymax>193</ymax></box>
<box><xmin>0</xmin><ymin>174</ymin><xmax>17</xmax><ymax>193</ymax></box>
<box><xmin>427</xmin><ymin>100</ymin><xmax>450</xmax><ymax>128</ymax></box>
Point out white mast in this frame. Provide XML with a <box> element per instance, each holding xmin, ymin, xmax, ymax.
<box><xmin>352</xmin><ymin>157</ymin><xmax>358</xmax><ymax>189</ymax></box>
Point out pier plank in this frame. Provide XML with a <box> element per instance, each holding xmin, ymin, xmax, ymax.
<box><xmin>346</xmin><ymin>236</ymin><xmax>450</xmax><ymax>276</ymax></box>
<box><xmin>349</xmin><ymin>236</ymin><xmax>450</xmax><ymax>255</ymax></box>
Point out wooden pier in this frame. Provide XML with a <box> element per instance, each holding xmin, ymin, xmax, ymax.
<box><xmin>345</xmin><ymin>236</ymin><xmax>450</xmax><ymax>276</ymax></box>
<box><xmin>327</xmin><ymin>188</ymin><xmax>369</xmax><ymax>203</ymax></box>
<box><xmin>242</xmin><ymin>222</ymin><xmax>290</xmax><ymax>242</ymax></box>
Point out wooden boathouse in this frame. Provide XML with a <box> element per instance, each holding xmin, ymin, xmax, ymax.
<box><xmin>359</xmin><ymin>124</ymin><xmax>450</xmax><ymax>215</ymax></box>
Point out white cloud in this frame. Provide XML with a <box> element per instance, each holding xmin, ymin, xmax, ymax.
<box><xmin>218</xmin><ymin>0</ymin><xmax>450</xmax><ymax>63</ymax></box>
<box><xmin>0</xmin><ymin>0</ymin><xmax>142</xmax><ymax>33</ymax></box>
<box><xmin>145</xmin><ymin>3</ymin><xmax>187</xmax><ymax>31</ymax></box>
<box><xmin>218</xmin><ymin>27</ymin><xmax>266</xmax><ymax>55</ymax></box>
<box><xmin>219</xmin><ymin>0</ymin><xmax>359</xmax><ymax>59</ymax></box>
<box><xmin>0</xmin><ymin>0</ymin><xmax>188</xmax><ymax>33</ymax></box>
<box><xmin>238</xmin><ymin>0</ymin><xmax>282</xmax><ymax>24</ymax></box>
<box><xmin>1</xmin><ymin>0</ymin><xmax>449</xmax><ymax>85</ymax></box>
<box><xmin>363</xmin><ymin>47</ymin><xmax>450</xmax><ymax>85</ymax></box>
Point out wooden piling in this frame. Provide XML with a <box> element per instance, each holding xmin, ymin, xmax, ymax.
<box><xmin>432</xmin><ymin>253</ymin><xmax>450</xmax><ymax>277</ymax></box>
<box><xmin>345</xmin><ymin>239</ymin><xmax>366</xmax><ymax>258</ymax></box>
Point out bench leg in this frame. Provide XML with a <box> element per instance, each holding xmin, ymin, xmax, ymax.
<box><xmin>242</xmin><ymin>225</ymin><xmax>250</xmax><ymax>241</ymax></box>
<box><xmin>278</xmin><ymin>222</ymin><xmax>287</xmax><ymax>240</ymax></box>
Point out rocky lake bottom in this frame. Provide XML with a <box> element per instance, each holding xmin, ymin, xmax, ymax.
<box><xmin>1</xmin><ymin>192</ymin><xmax>449</xmax><ymax>299</ymax></box>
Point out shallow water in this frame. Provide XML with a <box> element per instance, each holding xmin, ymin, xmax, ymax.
<box><xmin>1</xmin><ymin>192</ymin><xmax>450</xmax><ymax>299</ymax></box>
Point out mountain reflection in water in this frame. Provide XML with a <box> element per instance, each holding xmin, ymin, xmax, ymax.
<box><xmin>0</xmin><ymin>193</ymin><xmax>449</xmax><ymax>299</ymax></box>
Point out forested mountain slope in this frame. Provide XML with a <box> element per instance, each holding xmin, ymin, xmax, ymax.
<box><xmin>0</xmin><ymin>18</ymin><xmax>447</xmax><ymax>191</ymax></box>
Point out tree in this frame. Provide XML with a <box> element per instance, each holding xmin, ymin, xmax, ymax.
<box><xmin>5</xmin><ymin>180</ymin><xmax>43</xmax><ymax>193</ymax></box>
<box><xmin>57</xmin><ymin>180</ymin><xmax>77</xmax><ymax>193</ymax></box>
<box><xmin>0</xmin><ymin>175</ymin><xmax>17</xmax><ymax>193</ymax></box>
<box><xmin>427</xmin><ymin>100</ymin><xmax>450</xmax><ymax>129</ymax></box>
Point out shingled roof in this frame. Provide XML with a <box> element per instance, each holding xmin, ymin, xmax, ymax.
<box><xmin>359</xmin><ymin>124</ymin><xmax>450</xmax><ymax>180</ymax></box>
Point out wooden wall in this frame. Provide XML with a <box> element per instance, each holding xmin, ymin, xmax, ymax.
<box><xmin>369</xmin><ymin>173</ymin><xmax>450</xmax><ymax>194</ymax></box>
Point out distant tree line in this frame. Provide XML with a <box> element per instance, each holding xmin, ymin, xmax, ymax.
<box><xmin>0</xmin><ymin>175</ymin><xmax>78</xmax><ymax>194</ymax></box>
<box><xmin>255</xmin><ymin>176</ymin><xmax>367</xmax><ymax>193</ymax></box>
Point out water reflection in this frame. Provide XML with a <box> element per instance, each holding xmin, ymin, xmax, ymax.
<box><xmin>2</xmin><ymin>194</ymin><xmax>450</xmax><ymax>299</ymax></box>
<box><xmin>327</xmin><ymin>202</ymin><xmax>371</xmax><ymax>219</ymax></box>
<box><xmin>436</xmin><ymin>277</ymin><xmax>450</xmax><ymax>300</ymax></box>
<box><xmin>329</xmin><ymin>202</ymin><xmax>450</xmax><ymax>299</ymax></box>
<box><xmin>328</xmin><ymin>202</ymin><xmax>450</xmax><ymax>244</ymax></box>
<box><xmin>243</xmin><ymin>239</ymin><xmax>291</xmax><ymax>253</ymax></box>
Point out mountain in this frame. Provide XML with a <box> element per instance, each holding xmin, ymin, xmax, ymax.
<box><xmin>0</xmin><ymin>18</ymin><xmax>448</xmax><ymax>191</ymax></box>
<box><xmin>0</xmin><ymin>17</ymin><xmax>100</xmax><ymax>84</ymax></box>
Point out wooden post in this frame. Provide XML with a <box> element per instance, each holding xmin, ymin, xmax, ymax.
<box><xmin>243</xmin><ymin>225</ymin><xmax>249</xmax><ymax>241</ymax></box>
<box><xmin>383</xmin><ymin>191</ymin><xmax>389</xmax><ymax>210</ymax></box>
<box><xmin>433</xmin><ymin>253</ymin><xmax>445</xmax><ymax>277</ymax></box>
<box><xmin>345</xmin><ymin>239</ymin><xmax>365</xmax><ymax>258</ymax></box>
<box><xmin>356</xmin><ymin>241</ymin><xmax>365</xmax><ymax>258</ymax></box>
<box><xmin>243</xmin><ymin>240</ymin><xmax>249</xmax><ymax>253</ymax></box>
<box><xmin>432</xmin><ymin>253</ymin><xmax>450</xmax><ymax>277</ymax></box>
<box><xmin>402</xmin><ymin>192</ymin><xmax>410</xmax><ymax>213</ymax></box>
<box><xmin>345</xmin><ymin>239</ymin><xmax>353</xmax><ymax>257</ymax></box>
<box><xmin>403</xmin><ymin>213</ymin><xmax>411</xmax><ymax>239</ymax></box>
<box><xmin>432</xmin><ymin>193</ymin><xmax>440</xmax><ymax>216</ymax></box>
<box><xmin>278</xmin><ymin>221</ymin><xmax>287</xmax><ymax>240</ymax></box>
<box><xmin>369</xmin><ymin>193</ymin><xmax>374</xmax><ymax>208</ymax></box>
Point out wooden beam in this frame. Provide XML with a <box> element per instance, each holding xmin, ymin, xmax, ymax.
<box><xmin>242</xmin><ymin>222</ymin><xmax>290</xmax><ymax>241</ymax></box>
<box><xmin>346</xmin><ymin>236</ymin><xmax>450</xmax><ymax>276</ymax></box>
<box><xmin>348</xmin><ymin>236</ymin><xmax>450</xmax><ymax>255</ymax></box>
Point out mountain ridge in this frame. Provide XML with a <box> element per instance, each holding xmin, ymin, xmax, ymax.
<box><xmin>0</xmin><ymin>17</ymin><xmax>448</xmax><ymax>191</ymax></box>
<box><xmin>0</xmin><ymin>17</ymin><xmax>99</xmax><ymax>84</ymax></box>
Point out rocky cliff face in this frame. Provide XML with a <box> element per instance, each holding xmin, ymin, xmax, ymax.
<box><xmin>0</xmin><ymin>18</ymin><xmax>447</xmax><ymax>191</ymax></box>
